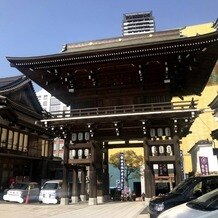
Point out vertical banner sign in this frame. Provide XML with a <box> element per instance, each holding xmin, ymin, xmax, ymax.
<box><xmin>199</xmin><ymin>156</ymin><xmax>209</xmax><ymax>175</ymax></box>
<box><xmin>158</xmin><ymin>164</ymin><xmax>168</xmax><ymax>176</ymax></box>
<box><xmin>180</xmin><ymin>150</ymin><xmax>184</xmax><ymax>180</ymax></box>
<box><xmin>120</xmin><ymin>152</ymin><xmax>125</xmax><ymax>191</ymax></box>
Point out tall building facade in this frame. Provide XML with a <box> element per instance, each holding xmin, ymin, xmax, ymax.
<box><xmin>36</xmin><ymin>89</ymin><xmax>69</xmax><ymax>113</ymax></box>
<box><xmin>122</xmin><ymin>11</ymin><xmax>155</xmax><ymax>36</ymax></box>
<box><xmin>36</xmin><ymin>89</ymin><xmax>70</xmax><ymax>159</ymax></box>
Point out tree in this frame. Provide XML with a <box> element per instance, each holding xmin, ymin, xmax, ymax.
<box><xmin>109</xmin><ymin>150</ymin><xmax>144</xmax><ymax>187</ymax></box>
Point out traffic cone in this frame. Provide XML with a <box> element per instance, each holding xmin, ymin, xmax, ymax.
<box><xmin>25</xmin><ymin>194</ymin><xmax>30</xmax><ymax>204</ymax></box>
<box><xmin>25</xmin><ymin>186</ymin><xmax>30</xmax><ymax>204</ymax></box>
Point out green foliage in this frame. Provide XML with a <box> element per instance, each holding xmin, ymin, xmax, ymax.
<box><xmin>109</xmin><ymin>150</ymin><xmax>144</xmax><ymax>186</ymax></box>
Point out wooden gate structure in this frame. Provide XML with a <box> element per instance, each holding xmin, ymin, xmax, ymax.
<box><xmin>7</xmin><ymin>22</ymin><xmax>218</xmax><ymax>204</ymax></box>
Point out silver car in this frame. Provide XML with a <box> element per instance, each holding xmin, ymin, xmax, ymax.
<box><xmin>3</xmin><ymin>182</ymin><xmax>40</xmax><ymax>203</ymax></box>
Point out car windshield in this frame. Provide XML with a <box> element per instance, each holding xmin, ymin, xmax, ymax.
<box><xmin>11</xmin><ymin>183</ymin><xmax>28</xmax><ymax>190</ymax></box>
<box><xmin>170</xmin><ymin>177</ymin><xmax>198</xmax><ymax>194</ymax></box>
<box><xmin>42</xmin><ymin>183</ymin><xmax>59</xmax><ymax>190</ymax></box>
<box><xmin>187</xmin><ymin>189</ymin><xmax>218</xmax><ymax>211</ymax></box>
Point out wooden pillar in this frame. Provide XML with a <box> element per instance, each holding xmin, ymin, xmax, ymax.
<box><xmin>97</xmin><ymin>168</ymin><xmax>104</xmax><ymax>204</ymax></box>
<box><xmin>71</xmin><ymin>166</ymin><xmax>79</xmax><ymax>203</ymax></box>
<box><xmin>96</xmin><ymin>144</ymin><xmax>104</xmax><ymax>204</ymax></box>
<box><xmin>173</xmin><ymin>135</ymin><xmax>182</xmax><ymax>185</ymax></box>
<box><xmin>80</xmin><ymin>167</ymin><xmax>87</xmax><ymax>202</ymax></box>
<box><xmin>89</xmin><ymin>164</ymin><xmax>97</xmax><ymax>205</ymax></box>
<box><xmin>103</xmin><ymin>145</ymin><xmax>110</xmax><ymax>201</ymax></box>
<box><xmin>143</xmin><ymin>138</ymin><xmax>155</xmax><ymax>198</ymax></box>
<box><xmin>41</xmin><ymin>159</ymin><xmax>48</xmax><ymax>180</ymax></box>
<box><xmin>60</xmin><ymin>137</ymin><xmax>69</xmax><ymax>205</ymax></box>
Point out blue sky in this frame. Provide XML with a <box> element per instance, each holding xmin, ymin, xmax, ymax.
<box><xmin>1</xmin><ymin>0</ymin><xmax>218</xmax><ymax>80</ymax></box>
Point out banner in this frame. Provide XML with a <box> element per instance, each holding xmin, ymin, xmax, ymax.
<box><xmin>199</xmin><ymin>156</ymin><xmax>209</xmax><ymax>175</ymax></box>
<box><xmin>120</xmin><ymin>153</ymin><xmax>125</xmax><ymax>191</ymax></box>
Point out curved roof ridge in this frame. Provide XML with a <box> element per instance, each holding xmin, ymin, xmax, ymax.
<box><xmin>0</xmin><ymin>75</ymin><xmax>30</xmax><ymax>93</ymax></box>
<box><xmin>0</xmin><ymin>75</ymin><xmax>44</xmax><ymax>115</ymax></box>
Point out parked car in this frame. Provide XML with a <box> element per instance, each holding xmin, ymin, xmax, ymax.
<box><xmin>148</xmin><ymin>175</ymin><xmax>218</xmax><ymax>218</ymax></box>
<box><xmin>39</xmin><ymin>180</ymin><xmax>62</xmax><ymax>204</ymax></box>
<box><xmin>158</xmin><ymin>188</ymin><xmax>218</xmax><ymax>218</ymax></box>
<box><xmin>3</xmin><ymin>182</ymin><xmax>40</xmax><ymax>203</ymax></box>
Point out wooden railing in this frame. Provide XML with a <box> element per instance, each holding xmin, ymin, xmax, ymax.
<box><xmin>47</xmin><ymin>100</ymin><xmax>197</xmax><ymax>119</ymax></box>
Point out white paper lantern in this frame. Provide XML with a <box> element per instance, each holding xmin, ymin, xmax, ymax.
<box><xmin>78</xmin><ymin>132</ymin><xmax>83</xmax><ymax>141</ymax></box>
<box><xmin>84</xmin><ymin>148</ymin><xmax>89</xmax><ymax>158</ymax></box>
<box><xmin>157</xmin><ymin>128</ymin><xmax>163</xmax><ymax>137</ymax></box>
<box><xmin>159</xmin><ymin>146</ymin><xmax>164</xmax><ymax>154</ymax></box>
<box><xmin>71</xmin><ymin>133</ymin><xmax>77</xmax><ymax>141</ymax></box>
<box><xmin>78</xmin><ymin>149</ymin><xmax>83</xmax><ymax>158</ymax></box>
<box><xmin>150</xmin><ymin>128</ymin><xmax>156</xmax><ymax>137</ymax></box>
<box><xmin>165</xmin><ymin>127</ymin><xmax>171</xmax><ymax>136</ymax></box>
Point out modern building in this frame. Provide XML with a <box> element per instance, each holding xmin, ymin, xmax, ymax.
<box><xmin>36</xmin><ymin>89</ymin><xmax>69</xmax><ymax>159</ymax></box>
<box><xmin>122</xmin><ymin>11</ymin><xmax>155</xmax><ymax>36</ymax></box>
<box><xmin>36</xmin><ymin>89</ymin><xmax>69</xmax><ymax>113</ymax></box>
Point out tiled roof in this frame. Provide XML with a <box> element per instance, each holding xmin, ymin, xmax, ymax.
<box><xmin>0</xmin><ymin>75</ymin><xmax>27</xmax><ymax>91</ymax></box>
<box><xmin>0</xmin><ymin>75</ymin><xmax>43</xmax><ymax>115</ymax></box>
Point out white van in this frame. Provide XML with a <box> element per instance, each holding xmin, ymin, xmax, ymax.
<box><xmin>39</xmin><ymin>180</ymin><xmax>62</xmax><ymax>204</ymax></box>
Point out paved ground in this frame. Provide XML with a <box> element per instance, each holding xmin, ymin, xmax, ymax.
<box><xmin>0</xmin><ymin>200</ymin><xmax>150</xmax><ymax>218</ymax></box>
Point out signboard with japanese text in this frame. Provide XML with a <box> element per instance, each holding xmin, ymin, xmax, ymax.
<box><xmin>120</xmin><ymin>152</ymin><xmax>125</xmax><ymax>191</ymax></box>
<box><xmin>199</xmin><ymin>156</ymin><xmax>209</xmax><ymax>175</ymax></box>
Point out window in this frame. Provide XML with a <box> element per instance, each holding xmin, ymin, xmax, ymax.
<box><xmin>43</xmin><ymin>95</ymin><xmax>48</xmax><ymax>100</ymax></box>
<box><xmin>19</xmin><ymin>133</ymin><xmax>24</xmax><ymax>151</ymax></box>
<box><xmin>50</xmin><ymin>105</ymin><xmax>60</xmax><ymax>112</ymax></box>
<box><xmin>8</xmin><ymin>130</ymin><xmax>13</xmax><ymax>149</ymax></box>
<box><xmin>41</xmin><ymin>139</ymin><xmax>49</xmax><ymax>157</ymax></box>
<box><xmin>191</xmin><ymin>181</ymin><xmax>203</xmax><ymax>198</ymax></box>
<box><xmin>13</xmin><ymin>131</ymin><xmax>19</xmax><ymax>150</ymax></box>
<box><xmin>63</xmin><ymin>105</ymin><xmax>68</xmax><ymax>111</ymax></box>
<box><xmin>37</xmin><ymin>96</ymin><xmax>41</xmax><ymax>101</ymax></box>
<box><xmin>50</xmin><ymin>97</ymin><xmax>61</xmax><ymax>105</ymax></box>
<box><xmin>204</xmin><ymin>178</ymin><xmax>218</xmax><ymax>194</ymax></box>
<box><xmin>45</xmin><ymin>141</ymin><xmax>48</xmax><ymax>157</ymax></box>
<box><xmin>23</xmin><ymin>134</ymin><xmax>28</xmax><ymax>152</ymax></box>
<box><xmin>1</xmin><ymin>128</ymin><xmax>7</xmax><ymax>147</ymax></box>
<box><xmin>43</xmin><ymin>101</ymin><xmax>47</xmax><ymax>106</ymax></box>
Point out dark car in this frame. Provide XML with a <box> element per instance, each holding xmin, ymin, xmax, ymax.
<box><xmin>148</xmin><ymin>175</ymin><xmax>218</xmax><ymax>218</ymax></box>
<box><xmin>158</xmin><ymin>188</ymin><xmax>218</xmax><ymax>218</ymax></box>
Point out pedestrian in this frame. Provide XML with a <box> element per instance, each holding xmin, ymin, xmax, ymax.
<box><xmin>132</xmin><ymin>192</ymin><xmax>136</xmax><ymax>201</ymax></box>
<box><xmin>141</xmin><ymin>192</ymin><xmax>145</xmax><ymax>201</ymax></box>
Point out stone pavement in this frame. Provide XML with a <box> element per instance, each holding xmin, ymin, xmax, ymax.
<box><xmin>0</xmin><ymin>200</ymin><xmax>150</xmax><ymax>218</ymax></box>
